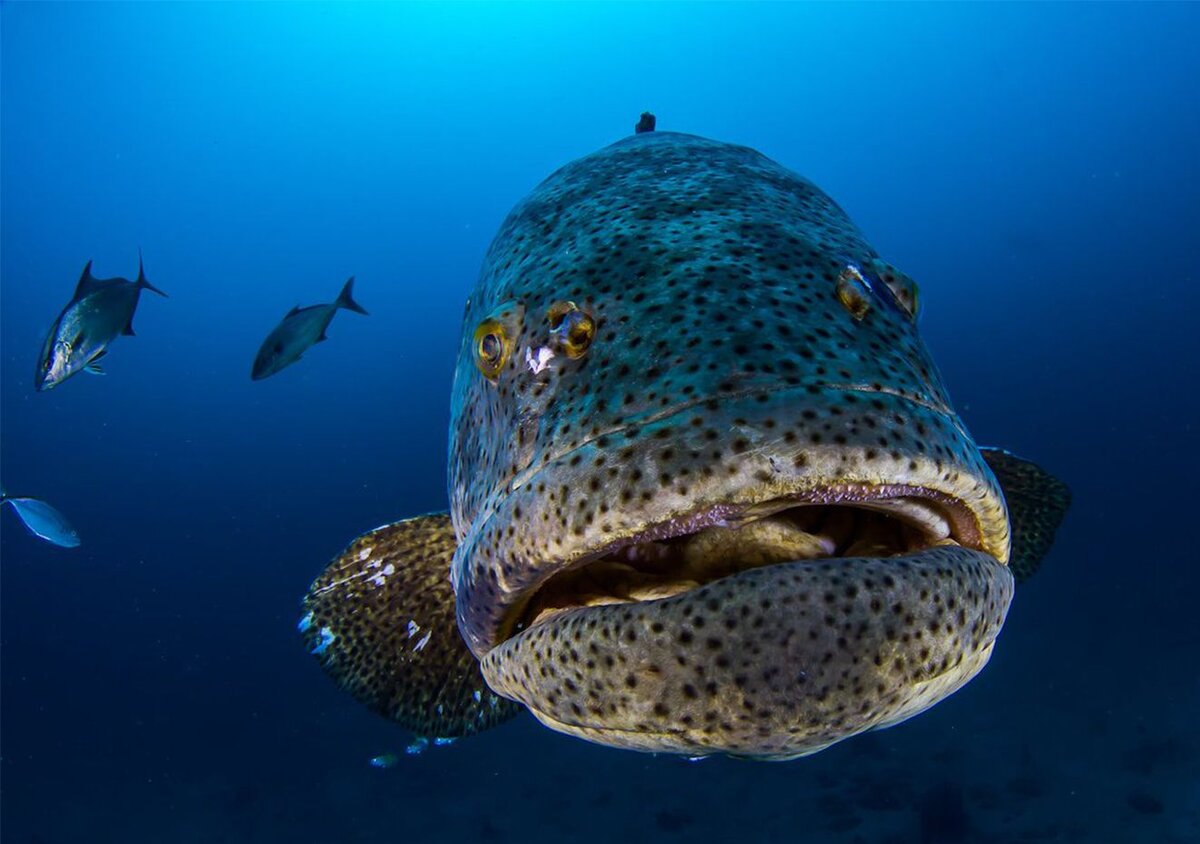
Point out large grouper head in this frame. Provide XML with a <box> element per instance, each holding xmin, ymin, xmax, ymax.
<box><xmin>300</xmin><ymin>127</ymin><xmax>1069</xmax><ymax>761</ymax></box>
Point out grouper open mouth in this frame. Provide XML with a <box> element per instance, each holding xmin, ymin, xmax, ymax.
<box><xmin>512</xmin><ymin>488</ymin><xmax>978</xmax><ymax>633</ymax></box>
<box><xmin>480</xmin><ymin>488</ymin><xmax>1014</xmax><ymax>760</ymax></box>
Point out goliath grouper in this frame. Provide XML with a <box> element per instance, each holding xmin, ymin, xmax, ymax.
<box><xmin>299</xmin><ymin>123</ymin><xmax>1069</xmax><ymax>760</ymax></box>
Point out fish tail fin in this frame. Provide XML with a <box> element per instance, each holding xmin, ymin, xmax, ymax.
<box><xmin>334</xmin><ymin>276</ymin><xmax>368</xmax><ymax>315</ymax></box>
<box><xmin>136</xmin><ymin>248</ymin><xmax>168</xmax><ymax>297</ymax></box>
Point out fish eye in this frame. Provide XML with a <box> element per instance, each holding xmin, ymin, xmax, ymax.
<box><xmin>473</xmin><ymin>319</ymin><xmax>510</xmax><ymax>380</ymax></box>
<box><xmin>835</xmin><ymin>266</ymin><xmax>871</xmax><ymax>321</ymax></box>
<box><xmin>547</xmin><ymin>301</ymin><xmax>595</xmax><ymax>359</ymax></box>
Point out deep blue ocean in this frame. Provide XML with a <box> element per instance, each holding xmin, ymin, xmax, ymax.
<box><xmin>3</xmin><ymin>4</ymin><xmax>1198</xmax><ymax>842</ymax></box>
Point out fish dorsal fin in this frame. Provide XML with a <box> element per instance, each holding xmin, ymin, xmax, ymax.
<box><xmin>286</xmin><ymin>304</ymin><xmax>302</xmax><ymax>318</ymax></box>
<box><xmin>980</xmin><ymin>447</ymin><xmax>1071</xmax><ymax>583</ymax></box>
<box><xmin>300</xmin><ymin>513</ymin><xmax>521</xmax><ymax>738</ymax></box>
<box><xmin>73</xmin><ymin>260</ymin><xmax>99</xmax><ymax>299</ymax></box>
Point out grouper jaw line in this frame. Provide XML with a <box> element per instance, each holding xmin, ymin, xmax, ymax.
<box><xmin>500</xmin><ymin>483</ymin><xmax>985</xmax><ymax>645</ymax></box>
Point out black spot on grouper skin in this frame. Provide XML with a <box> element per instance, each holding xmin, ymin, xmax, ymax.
<box><xmin>481</xmin><ymin>546</ymin><xmax>1013</xmax><ymax>760</ymax></box>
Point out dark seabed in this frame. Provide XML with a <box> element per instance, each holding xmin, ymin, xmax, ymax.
<box><xmin>2</xmin><ymin>3</ymin><xmax>1198</xmax><ymax>842</ymax></box>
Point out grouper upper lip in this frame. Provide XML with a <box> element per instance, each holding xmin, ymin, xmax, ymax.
<box><xmin>453</xmin><ymin>385</ymin><xmax>1010</xmax><ymax>659</ymax></box>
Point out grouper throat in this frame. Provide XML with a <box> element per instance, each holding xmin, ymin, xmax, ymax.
<box><xmin>300</xmin><ymin>129</ymin><xmax>1069</xmax><ymax>761</ymax></box>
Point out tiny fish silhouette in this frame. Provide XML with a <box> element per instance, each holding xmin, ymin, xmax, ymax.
<box><xmin>35</xmin><ymin>252</ymin><xmax>167</xmax><ymax>391</ymax></box>
<box><xmin>251</xmin><ymin>277</ymin><xmax>368</xmax><ymax>380</ymax></box>
<box><xmin>1</xmin><ymin>492</ymin><xmax>81</xmax><ymax>548</ymax></box>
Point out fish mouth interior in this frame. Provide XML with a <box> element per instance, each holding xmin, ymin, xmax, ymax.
<box><xmin>509</xmin><ymin>493</ymin><xmax>976</xmax><ymax>640</ymax></box>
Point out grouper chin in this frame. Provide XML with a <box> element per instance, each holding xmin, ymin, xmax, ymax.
<box><xmin>298</xmin><ymin>122</ymin><xmax>1069</xmax><ymax>760</ymax></box>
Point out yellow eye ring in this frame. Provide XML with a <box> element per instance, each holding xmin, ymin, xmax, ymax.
<box><xmin>547</xmin><ymin>301</ymin><xmax>596</xmax><ymax>359</ymax></box>
<box><xmin>473</xmin><ymin>319</ymin><xmax>510</xmax><ymax>380</ymax></box>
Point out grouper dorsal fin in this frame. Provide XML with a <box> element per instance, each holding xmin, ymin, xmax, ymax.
<box><xmin>299</xmin><ymin>513</ymin><xmax>521</xmax><ymax>738</ymax></box>
<box><xmin>980</xmin><ymin>447</ymin><xmax>1071</xmax><ymax>583</ymax></box>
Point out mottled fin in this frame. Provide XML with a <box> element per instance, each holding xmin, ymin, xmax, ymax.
<box><xmin>300</xmin><ymin>513</ymin><xmax>520</xmax><ymax>738</ymax></box>
<box><xmin>980</xmin><ymin>447</ymin><xmax>1071</xmax><ymax>583</ymax></box>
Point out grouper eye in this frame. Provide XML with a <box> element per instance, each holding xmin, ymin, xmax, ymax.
<box><xmin>547</xmin><ymin>301</ymin><xmax>595</xmax><ymax>359</ymax></box>
<box><xmin>473</xmin><ymin>319</ymin><xmax>510</xmax><ymax>380</ymax></box>
<box><xmin>835</xmin><ymin>265</ymin><xmax>872</xmax><ymax>321</ymax></box>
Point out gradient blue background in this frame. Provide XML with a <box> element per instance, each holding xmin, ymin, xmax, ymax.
<box><xmin>3</xmin><ymin>3</ymin><xmax>1197</xmax><ymax>842</ymax></box>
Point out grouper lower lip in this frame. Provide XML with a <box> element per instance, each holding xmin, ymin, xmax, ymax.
<box><xmin>480</xmin><ymin>544</ymin><xmax>1014</xmax><ymax>760</ymax></box>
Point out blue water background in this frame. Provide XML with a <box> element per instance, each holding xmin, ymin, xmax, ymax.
<box><xmin>3</xmin><ymin>4</ymin><xmax>1198</xmax><ymax>841</ymax></box>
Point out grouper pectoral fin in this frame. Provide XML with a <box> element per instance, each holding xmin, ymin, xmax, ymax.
<box><xmin>980</xmin><ymin>447</ymin><xmax>1071</xmax><ymax>583</ymax></box>
<box><xmin>299</xmin><ymin>513</ymin><xmax>521</xmax><ymax>738</ymax></box>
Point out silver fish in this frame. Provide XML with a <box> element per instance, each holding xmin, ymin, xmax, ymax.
<box><xmin>251</xmin><ymin>277</ymin><xmax>368</xmax><ymax>381</ymax></box>
<box><xmin>1</xmin><ymin>492</ymin><xmax>80</xmax><ymax>548</ymax></box>
<box><xmin>35</xmin><ymin>254</ymin><xmax>166</xmax><ymax>391</ymax></box>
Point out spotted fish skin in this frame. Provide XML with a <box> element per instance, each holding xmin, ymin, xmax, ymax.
<box><xmin>301</xmin><ymin>515</ymin><xmax>519</xmax><ymax>737</ymax></box>
<box><xmin>482</xmin><ymin>546</ymin><xmax>1012</xmax><ymax>760</ymax></box>
<box><xmin>449</xmin><ymin>133</ymin><xmax>1009</xmax><ymax>657</ymax></box>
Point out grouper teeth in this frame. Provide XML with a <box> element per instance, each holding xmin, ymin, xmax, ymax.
<box><xmin>855</xmin><ymin>497</ymin><xmax>952</xmax><ymax>541</ymax></box>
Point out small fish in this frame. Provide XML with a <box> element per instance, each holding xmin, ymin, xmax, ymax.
<box><xmin>368</xmin><ymin>752</ymin><xmax>399</xmax><ymax>769</ymax></box>
<box><xmin>251</xmin><ymin>276</ymin><xmax>368</xmax><ymax>380</ymax></box>
<box><xmin>1</xmin><ymin>492</ymin><xmax>80</xmax><ymax>547</ymax></box>
<box><xmin>35</xmin><ymin>253</ymin><xmax>167</xmax><ymax>391</ymax></box>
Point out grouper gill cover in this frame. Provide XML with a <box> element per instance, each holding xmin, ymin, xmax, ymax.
<box><xmin>302</xmin><ymin>128</ymin><xmax>1069</xmax><ymax>761</ymax></box>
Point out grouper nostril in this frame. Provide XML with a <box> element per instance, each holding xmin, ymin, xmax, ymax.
<box><xmin>480</xmin><ymin>545</ymin><xmax>1014</xmax><ymax>760</ymax></box>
